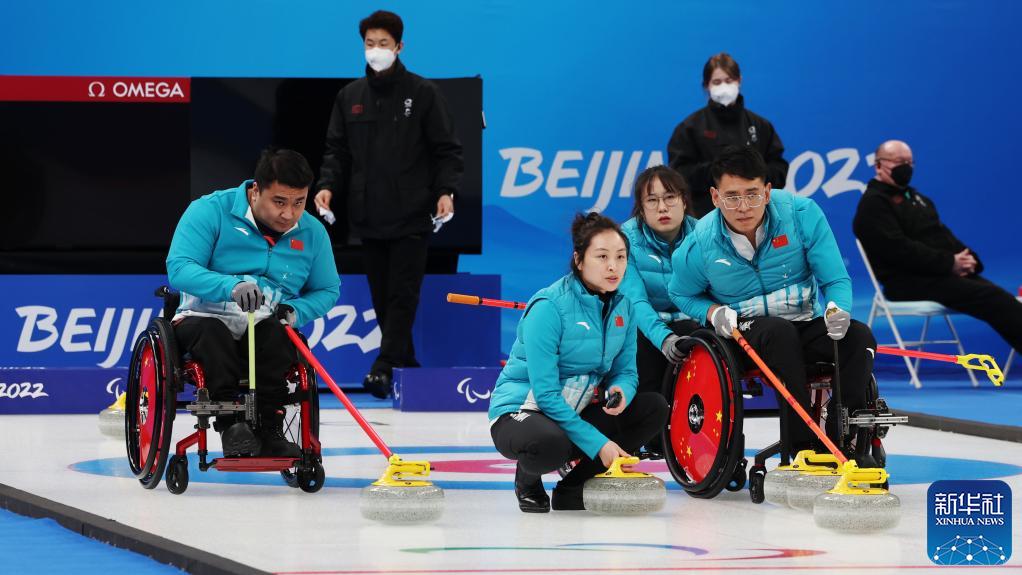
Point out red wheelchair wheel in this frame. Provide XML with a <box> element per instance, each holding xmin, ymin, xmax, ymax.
<box><xmin>125</xmin><ymin>318</ymin><xmax>179</xmax><ymax>489</ymax></box>
<box><xmin>280</xmin><ymin>341</ymin><xmax>324</xmax><ymax>492</ymax></box>
<box><xmin>662</xmin><ymin>329</ymin><xmax>745</xmax><ymax>499</ymax></box>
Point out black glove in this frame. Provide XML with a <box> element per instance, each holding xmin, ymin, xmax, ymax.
<box><xmin>662</xmin><ymin>334</ymin><xmax>685</xmax><ymax>363</ymax></box>
<box><xmin>231</xmin><ymin>281</ymin><xmax>264</xmax><ymax>313</ymax></box>
<box><xmin>275</xmin><ymin>304</ymin><xmax>296</xmax><ymax>327</ymax></box>
<box><xmin>669</xmin><ymin>335</ymin><xmax>700</xmax><ymax>361</ymax></box>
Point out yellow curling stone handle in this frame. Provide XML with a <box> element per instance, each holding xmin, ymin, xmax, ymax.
<box><xmin>373</xmin><ymin>454</ymin><xmax>434</xmax><ymax>487</ymax></box>
<box><xmin>829</xmin><ymin>461</ymin><xmax>891</xmax><ymax>495</ymax></box>
<box><xmin>108</xmin><ymin>392</ymin><xmax>127</xmax><ymax>411</ymax></box>
<box><xmin>778</xmin><ymin>449</ymin><xmax>841</xmax><ymax>472</ymax></box>
<box><xmin>596</xmin><ymin>456</ymin><xmax>650</xmax><ymax>478</ymax></box>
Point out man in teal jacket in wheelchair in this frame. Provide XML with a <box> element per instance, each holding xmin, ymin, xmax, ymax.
<box><xmin>668</xmin><ymin>146</ymin><xmax>876</xmax><ymax>463</ymax></box>
<box><xmin>166</xmin><ymin>149</ymin><xmax>340</xmax><ymax>457</ymax></box>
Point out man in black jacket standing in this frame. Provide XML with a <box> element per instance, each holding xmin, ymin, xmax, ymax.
<box><xmin>853</xmin><ymin>139</ymin><xmax>1022</xmax><ymax>354</ymax></box>
<box><xmin>315</xmin><ymin>10</ymin><xmax>464</xmax><ymax>398</ymax></box>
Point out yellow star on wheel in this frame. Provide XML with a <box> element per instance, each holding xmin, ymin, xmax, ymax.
<box><xmin>686</xmin><ymin>446</ymin><xmax>692</xmax><ymax>458</ymax></box>
<box><xmin>686</xmin><ymin>369</ymin><xmax>694</xmax><ymax>382</ymax></box>
<box><xmin>716</xmin><ymin>410</ymin><xmax>723</xmax><ymax>422</ymax></box>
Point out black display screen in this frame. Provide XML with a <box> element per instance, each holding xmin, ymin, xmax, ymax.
<box><xmin>0</xmin><ymin>75</ymin><xmax>482</xmax><ymax>268</ymax></box>
<box><xmin>0</xmin><ymin>101</ymin><xmax>190</xmax><ymax>250</ymax></box>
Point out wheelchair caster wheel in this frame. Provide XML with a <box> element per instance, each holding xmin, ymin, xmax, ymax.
<box><xmin>298</xmin><ymin>463</ymin><xmax>325</xmax><ymax>493</ymax></box>
<box><xmin>725</xmin><ymin>459</ymin><xmax>747</xmax><ymax>492</ymax></box>
<box><xmin>281</xmin><ymin>469</ymin><xmax>299</xmax><ymax>488</ymax></box>
<box><xmin>166</xmin><ymin>455</ymin><xmax>189</xmax><ymax>495</ymax></box>
<box><xmin>748</xmin><ymin>465</ymin><xmax>766</xmax><ymax>504</ymax></box>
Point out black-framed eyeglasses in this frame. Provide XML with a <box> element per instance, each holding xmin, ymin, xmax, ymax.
<box><xmin>643</xmin><ymin>193</ymin><xmax>682</xmax><ymax>210</ymax></box>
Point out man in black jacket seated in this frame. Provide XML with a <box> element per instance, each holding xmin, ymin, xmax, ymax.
<box><xmin>853</xmin><ymin>139</ymin><xmax>1022</xmax><ymax>354</ymax></box>
<box><xmin>315</xmin><ymin>10</ymin><xmax>464</xmax><ymax>398</ymax></box>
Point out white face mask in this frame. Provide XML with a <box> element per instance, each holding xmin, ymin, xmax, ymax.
<box><xmin>709</xmin><ymin>82</ymin><xmax>740</xmax><ymax>106</ymax></box>
<box><xmin>365</xmin><ymin>47</ymin><xmax>397</xmax><ymax>72</ymax></box>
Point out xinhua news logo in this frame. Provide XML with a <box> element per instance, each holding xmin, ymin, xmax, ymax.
<box><xmin>927</xmin><ymin>480</ymin><xmax>1011</xmax><ymax>566</ymax></box>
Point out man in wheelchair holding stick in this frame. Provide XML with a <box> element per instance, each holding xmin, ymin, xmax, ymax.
<box><xmin>668</xmin><ymin>146</ymin><xmax>882</xmax><ymax>466</ymax></box>
<box><xmin>166</xmin><ymin>149</ymin><xmax>340</xmax><ymax>458</ymax></box>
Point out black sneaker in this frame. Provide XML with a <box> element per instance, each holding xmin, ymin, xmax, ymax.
<box><xmin>363</xmin><ymin>371</ymin><xmax>393</xmax><ymax>399</ymax></box>
<box><xmin>258</xmin><ymin>410</ymin><xmax>301</xmax><ymax>458</ymax></box>
<box><xmin>514</xmin><ymin>464</ymin><xmax>550</xmax><ymax>513</ymax></box>
<box><xmin>221</xmin><ymin>421</ymin><xmax>261</xmax><ymax>457</ymax></box>
<box><xmin>551</xmin><ymin>482</ymin><xmax>585</xmax><ymax>511</ymax></box>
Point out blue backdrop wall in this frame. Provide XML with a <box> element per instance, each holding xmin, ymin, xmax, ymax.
<box><xmin>3</xmin><ymin>0</ymin><xmax>1019</xmax><ymax>365</ymax></box>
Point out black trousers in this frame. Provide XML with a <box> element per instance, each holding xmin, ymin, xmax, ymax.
<box><xmin>732</xmin><ymin>316</ymin><xmax>875</xmax><ymax>451</ymax></box>
<box><xmin>886</xmin><ymin>274</ymin><xmax>1022</xmax><ymax>352</ymax></box>
<box><xmin>636</xmin><ymin>319</ymin><xmax>702</xmax><ymax>396</ymax></box>
<box><xmin>490</xmin><ymin>392</ymin><xmax>669</xmax><ymax>486</ymax></box>
<box><xmin>174</xmin><ymin>317</ymin><xmax>296</xmax><ymax>414</ymax></box>
<box><xmin>362</xmin><ymin>234</ymin><xmax>429</xmax><ymax>374</ymax></box>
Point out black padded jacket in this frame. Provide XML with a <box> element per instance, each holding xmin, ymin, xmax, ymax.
<box><xmin>318</xmin><ymin>59</ymin><xmax>464</xmax><ymax>239</ymax></box>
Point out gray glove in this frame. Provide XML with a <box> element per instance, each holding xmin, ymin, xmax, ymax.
<box><xmin>710</xmin><ymin>305</ymin><xmax>738</xmax><ymax>339</ymax></box>
<box><xmin>825</xmin><ymin>301</ymin><xmax>850</xmax><ymax>341</ymax></box>
<box><xmin>275</xmin><ymin>303</ymin><xmax>297</xmax><ymax>327</ymax></box>
<box><xmin>231</xmin><ymin>281</ymin><xmax>264</xmax><ymax>313</ymax></box>
<box><xmin>662</xmin><ymin>334</ymin><xmax>685</xmax><ymax>364</ymax></box>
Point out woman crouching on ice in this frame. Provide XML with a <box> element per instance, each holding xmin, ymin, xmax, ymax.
<box><xmin>488</xmin><ymin>213</ymin><xmax>670</xmax><ymax>512</ymax></box>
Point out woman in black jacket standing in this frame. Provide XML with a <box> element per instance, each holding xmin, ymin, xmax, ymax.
<box><xmin>667</xmin><ymin>53</ymin><xmax>788</xmax><ymax>217</ymax></box>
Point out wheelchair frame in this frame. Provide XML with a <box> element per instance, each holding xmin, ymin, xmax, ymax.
<box><xmin>660</xmin><ymin>329</ymin><xmax>906</xmax><ymax>503</ymax></box>
<box><xmin>124</xmin><ymin>287</ymin><xmax>325</xmax><ymax>494</ymax></box>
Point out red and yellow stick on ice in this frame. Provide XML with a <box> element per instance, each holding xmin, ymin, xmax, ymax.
<box><xmin>875</xmin><ymin>347</ymin><xmax>1003</xmax><ymax>386</ymax></box>
<box><xmin>447</xmin><ymin>292</ymin><xmax>1005</xmax><ymax>386</ymax></box>
<box><xmin>283</xmin><ymin>325</ymin><xmax>435</xmax><ymax>484</ymax></box>
<box><xmin>446</xmin><ymin>293</ymin><xmax>527</xmax><ymax>310</ymax></box>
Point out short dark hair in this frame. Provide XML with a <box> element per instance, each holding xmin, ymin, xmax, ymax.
<box><xmin>709</xmin><ymin>145</ymin><xmax>768</xmax><ymax>186</ymax></box>
<box><xmin>569</xmin><ymin>212</ymin><xmax>629</xmax><ymax>279</ymax></box>
<box><xmin>254</xmin><ymin>149</ymin><xmax>314</xmax><ymax>190</ymax></box>
<box><xmin>359</xmin><ymin>10</ymin><xmax>403</xmax><ymax>43</ymax></box>
<box><xmin>702</xmin><ymin>52</ymin><xmax>741</xmax><ymax>87</ymax></box>
<box><xmin>630</xmin><ymin>165</ymin><xmax>693</xmax><ymax>219</ymax></box>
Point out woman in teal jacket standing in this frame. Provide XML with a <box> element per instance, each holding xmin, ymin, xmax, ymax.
<box><xmin>488</xmin><ymin>213</ymin><xmax>670</xmax><ymax>513</ymax></box>
<box><xmin>619</xmin><ymin>166</ymin><xmax>700</xmax><ymax>456</ymax></box>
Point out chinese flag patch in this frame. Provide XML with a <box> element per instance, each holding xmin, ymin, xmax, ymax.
<box><xmin>351</xmin><ymin>104</ymin><xmax>364</xmax><ymax>114</ymax></box>
<box><xmin>703</xmin><ymin>129</ymin><xmax>717</xmax><ymax>139</ymax></box>
<box><xmin>290</xmin><ymin>238</ymin><xmax>304</xmax><ymax>251</ymax></box>
<box><xmin>772</xmin><ymin>235</ymin><xmax>789</xmax><ymax>249</ymax></box>
<box><xmin>615</xmin><ymin>315</ymin><xmax>624</xmax><ymax>327</ymax></box>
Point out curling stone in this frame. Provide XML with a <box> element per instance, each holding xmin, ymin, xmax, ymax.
<box><xmin>98</xmin><ymin>392</ymin><xmax>126</xmax><ymax>438</ymax></box>
<box><xmin>360</xmin><ymin>455</ymin><xmax>444</xmax><ymax>523</ymax></box>
<box><xmin>787</xmin><ymin>466</ymin><xmax>844</xmax><ymax>512</ymax></box>
<box><xmin>813</xmin><ymin>463</ymin><xmax>901</xmax><ymax>532</ymax></box>
<box><xmin>583</xmin><ymin>456</ymin><xmax>666</xmax><ymax>516</ymax></box>
<box><xmin>764</xmin><ymin>450</ymin><xmax>840</xmax><ymax>506</ymax></box>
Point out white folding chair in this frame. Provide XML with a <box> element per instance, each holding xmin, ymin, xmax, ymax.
<box><xmin>856</xmin><ymin>239</ymin><xmax>978</xmax><ymax>389</ymax></box>
<box><xmin>1004</xmin><ymin>296</ymin><xmax>1022</xmax><ymax>379</ymax></box>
